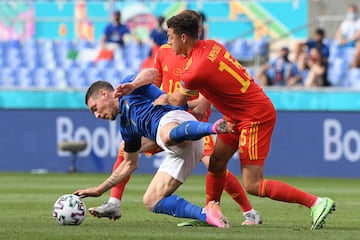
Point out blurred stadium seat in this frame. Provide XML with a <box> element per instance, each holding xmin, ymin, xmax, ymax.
<box><xmin>347</xmin><ymin>68</ymin><xmax>360</xmax><ymax>88</ymax></box>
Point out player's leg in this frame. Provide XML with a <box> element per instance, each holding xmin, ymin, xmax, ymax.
<box><xmin>88</xmin><ymin>139</ymin><xmax>160</xmax><ymax>220</ymax></box>
<box><xmin>178</xmin><ymin>134</ymin><xmax>261</xmax><ymax>226</ymax></box>
<box><xmin>202</xmin><ymin>155</ymin><xmax>262</xmax><ymax>225</ymax></box>
<box><xmin>88</xmin><ymin>142</ymin><xmax>129</xmax><ymax>220</ymax></box>
<box><xmin>240</xmin><ymin>118</ymin><xmax>335</xmax><ymax>230</ymax></box>
<box><xmin>164</xmin><ymin>111</ymin><xmax>233</xmax><ymax>145</ymax></box>
<box><xmin>205</xmin><ymin>134</ymin><xmax>238</xmax><ymax>204</ymax></box>
<box><xmin>151</xmin><ymin>121</ymin><xmax>229</xmax><ymax>228</ymax></box>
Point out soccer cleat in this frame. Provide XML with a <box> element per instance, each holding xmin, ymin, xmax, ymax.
<box><xmin>212</xmin><ymin>119</ymin><xmax>233</xmax><ymax>134</ymax></box>
<box><xmin>204</xmin><ymin>201</ymin><xmax>230</xmax><ymax>228</ymax></box>
<box><xmin>177</xmin><ymin>220</ymin><xmax>210</xmax><ymax>227</ymax></box>
<box><xmin>88</xmin><ymin>202</ymin><xmax>122</xmax><ymax>220</ymax></box>
<box><xmin>310</xmin><ymin>197</ymin><xmax>336</xmax><ymax>230</ymax></box>
<box><xmin>242</xmin><ymin>210</ymin><xmax>263</xmax><ymax>225</ymax></box>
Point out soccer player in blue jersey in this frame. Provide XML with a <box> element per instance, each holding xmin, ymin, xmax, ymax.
<box><xmin>74</xmin><ymin>68</ymin><xmax>232</xmax><ymax>228</ymax></box>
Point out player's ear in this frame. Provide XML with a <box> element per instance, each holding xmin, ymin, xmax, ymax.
<box><xmin>180</xmin><ymin>33</ymin><xmax>187</xmax><ymax>42</ymax></box>
<box><xmin>99</xmin><ymin>89</ymin><xmax>108</xmax><ymax>98</ymax></box>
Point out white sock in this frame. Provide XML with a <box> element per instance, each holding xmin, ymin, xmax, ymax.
<box><xmin>108</xmin><ymin>197</ymin><xmax>121</xmax><ymax>208</ymax></box>
<box><xmin>313</xmin><ymin>197</ymin><xmax>323</xmax><ymax>207</ymax></box>
<box><xmin>243</xmin><ymin>208</ymin><xmax>255</xmax><ymax>216</ymax></box>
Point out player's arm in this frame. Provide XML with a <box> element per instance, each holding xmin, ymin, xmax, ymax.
<box><xmin>74</xmin><ymin>151</ymin><xmax>139</xmax><ymax>198</ymax></box>
<box><xmin>188</xmin><ymin>94</ymin><xmax>210</xmax><ymax>121</ymax></box>
<box><xmin>113</xmin><ymin>68</ymin><xmax>160</xmax><ymax>98</ymax></box>
<box><xmin>153</xmin><ymin>88</ymin><xmax>192</xmax><ymax>107</ymax></box>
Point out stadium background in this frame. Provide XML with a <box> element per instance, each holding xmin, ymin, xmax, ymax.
<box><xmin>0</xmin><ymin>0</ymin><xmax>359</xmax><ymax>178</ymax></box>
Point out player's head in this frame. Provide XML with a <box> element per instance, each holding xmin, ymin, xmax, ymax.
<box><xmin>85</xmin><ymin>81</ymin><xmax>119</xmax><ymax>121</ymax></box>
<box><xmin>180</xmin><ymin>10</ymin><xmax>203</xmax><ymax>38</ymax></box>
<box><xmin>167</xmin><ymin>12</ymin><xmax>199</xmax><ymax>55</ymax></box>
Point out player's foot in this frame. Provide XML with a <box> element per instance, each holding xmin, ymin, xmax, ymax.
<box><xmin>88</xmin><ymin>202</ymin><xmax>122</xmax><ymax>220</ymax></box>
<box><xmin>242</xmin><ymin>209</ymin><xmax>262</xmax><ymax>225</ymax></box>
<box><xmin>177</xmin><ymin>220</ymin><xmax>210</xmax><ymax>227</ymax></box>
<box><xmin>204</xmin><ymin>200</ymin><xmax>230</xmax><ymax>228</ymax></box>
<box><xmin>212</xmin><ymin>119</ymin><xmax>233</xmax><ymax>134</ymax></box>
<box><xmin>310</xmin><ymin>197</ymin><xmax>336</xmax><ymax>230</ymax></box>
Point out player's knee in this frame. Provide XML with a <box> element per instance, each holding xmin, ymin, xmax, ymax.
<box><xmin>243</xmin><ymin>181</ymin><xmax>260</xmax><ymax>196</ymax></box>
<box><xmin>143</xmin><ymin>194</ymin><xmax>155</xmax><ymax>211</ymax></box>
<box><xmin>208</xmin><ymin>156</ymin><xmax>227</xmax><ymax>172</ymax></box>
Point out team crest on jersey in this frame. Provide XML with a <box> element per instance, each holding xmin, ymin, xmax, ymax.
<box><xmin>173</xmin><ymin>67</ymin><xmax>182</xmax><ymax>76</ymax></box>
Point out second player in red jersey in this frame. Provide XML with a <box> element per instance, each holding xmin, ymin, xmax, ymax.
<box><xmin>156</xmin><ymin>11</ymin><xmax>336</xmax><ymax>230</ymax></box>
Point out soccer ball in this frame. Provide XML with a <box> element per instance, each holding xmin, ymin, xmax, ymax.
<box><xmin>53</xmin><ymin>194</ymin><xmax>86</xmax><ymax>225</ymax></box>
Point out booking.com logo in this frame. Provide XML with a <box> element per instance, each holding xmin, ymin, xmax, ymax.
<box><xmin>56</xmin><ymin>116</ymin><xmax>121</xmax><ymax>158</ymax></box>
<box><xmin>324</xmin><ymin>119</ymin><xmax>360</xmax><ymax>162</ymax></box>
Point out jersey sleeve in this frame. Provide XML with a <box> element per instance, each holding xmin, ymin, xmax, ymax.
<box><xmin>124</xmin><ymin>136</ymin><xmax>141</xmax><ymax>152</ymax></box>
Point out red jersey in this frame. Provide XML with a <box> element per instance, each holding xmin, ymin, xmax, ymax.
<box><xmin>180</xmin><ymin>40</ymin><xmax>274</xmax><ymax>121</ymax></box>
<box><xmin>153</xmin><ymin>44</ymin><xmax>187</xmax><ymax>94</ymax></box>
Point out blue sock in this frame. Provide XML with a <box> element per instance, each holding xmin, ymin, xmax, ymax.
<box><xmin>169</xmin><ymin>121</ymin><xmax>213</xmax><ymax>143</ymax></box>
<box><xmin>152</xmin><ymin>195</ymin><xmax>206</xmax><ymax>222</ymax></box>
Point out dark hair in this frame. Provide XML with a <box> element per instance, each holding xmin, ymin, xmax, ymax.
<box><xmin>85</xmin><ymin>81</ymin><xmax>114</xmax><ymax>105</ymax></box>
<box><xmin>315</xmin><ymin>28</ymin><xmax>325</xmax><ymax>37</ymax></box>
<box><xmin>158</xmin><ymin>16</ymin><xmax>165</xmax><ymax>26</ymax></box>
<box><xmin>199</xmin><ymin>11</ymin><xmax>207</xmax><ymax>23</ymax></box>
<box><xmin>167</xmin><ymin>12</ymin><xmax>199</xmax><ymax>39</ymax></box>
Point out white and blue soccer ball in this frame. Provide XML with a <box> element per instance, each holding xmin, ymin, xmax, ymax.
<box><xmin>53</xmin><ymin>194</ymin><xmax>86</xmax><ymax>225</ymax></box>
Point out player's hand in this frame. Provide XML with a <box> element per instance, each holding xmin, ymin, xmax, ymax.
<box><xmin>73</xmin><ymin>187</ymin><xmax>103</xmax><ymax>198</ymax></box>
<box><xmin>113</xmin><ymin>83</ymin><xmax>135</xmax><ymax>98</ymax></box>
<box><xmin>191</xmin><ymin>105</ymin><xmax>209</xmax><ymax>121</ymax></box>
<box><xmin>153</xmin><ymin>94</ymin><xmax>169</xmax><ymax>106</ymax></box>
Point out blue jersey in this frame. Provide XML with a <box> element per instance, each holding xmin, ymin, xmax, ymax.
<box><xmin>103</xmin><ymin>23</ymin><xmax>130</xmax><ymax>47</ymax></box>
<box><xmin>118</xmin><ymin>74</ymin><xmax>187</xmax><ymax>152</ymax></box>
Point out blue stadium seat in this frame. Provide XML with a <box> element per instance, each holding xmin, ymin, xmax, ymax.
<box><xmin>32</xmin><ymin>68</ymin><xmax>51</xmax><ymax>88</ymax></box>
<box><xmin>103</xmin><ymin>68</ymin><xmax>122</xmax><ymax>86</ymax></box>
<box><xmin>67</xmin><ymin>67</ymin><xmax>87</xmax><ymax>88</ymax></box>
<box><xmin>0</xmin><ymin>67</ymin><xmax>16</xmax><ymax>87</ymax></box>
<box><xmin>346</xmin><ymin>68</ymin><xmax>360</xmax><ymax>88</ymax></box>
<box><xmin>49</xmin><ymin>68</ymin><xmax>68</xmax><ymax>88</ymax></box>
<box><xmin>14</xmin><ymin>67</ymin><xmax>33</xmax><ymax>87</ymax></box>
<box><xmin>228</xmin><ymin>39</ymin><xmax>255</xmax><ymax>61</ymax></box>
<box><xmin>83</xmin><ymin>68</ymin><xmax>103</xmax><ymax>85</ymax></box>
<box><xmin>327</xmin><ymin>58</ymin><xmax>347</xmax><ymax>87</ymax></box>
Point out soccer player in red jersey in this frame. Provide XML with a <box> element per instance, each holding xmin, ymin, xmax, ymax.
<box><xmin>89</xmin><ymin>11</ymin><xmax>261</xmax><ymax>226</ymax></box>
<box><xmin>153</xmin><ymin>42</ymin><xmax>261</xmax><ymax>226</ymax></box>
<box><xmin>120</xmin><ymin>12</ymin><xmax>336</xmax><ymax>230</ymax></box>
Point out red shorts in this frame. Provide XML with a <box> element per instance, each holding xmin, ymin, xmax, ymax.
<box><xmin>217</xmin><ymin>114</ymin><xmax>276</xmax><ymax>166</ymax></box>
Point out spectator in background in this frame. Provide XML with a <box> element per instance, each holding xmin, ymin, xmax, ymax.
<box><xmin>198</xmin><ymin>12</ymin><xmax>208</xmax><ymax>40</ymax></box>
<box><xmin>335</xmin><ymin>4</ymin><xmax>360</xmax><ymax>48</ymax></box>
<box><xmin>149</xmin><ymin>16</ymin><xmax>168</xmax><ymax>47</ymax></box>
<box><xmin>101</xmin><ymin>10</ymin><xmax>130</xmax><ymax>50</ymax></box>
<box><xmin>256</xmin><ymin>46</ymin><xmax>301</xmax><ymax>86</ymax></box>
<box><xmin>352</xmin><ymin>44</ymin><xmax>360</xmax><ymax>67</ymax></box>
<box><xmin>140</xmin><ymin>16</ymin><xmax>168</xmax><ymax>70</ymax></box>
<box><xmin>295</xmin><ymin>28</ymin><xmax>330</xmax><ymax>71</ymax></box>
<box><xmin>303</xmin><ymin>47</ymin><xmax>327</xmax><ymax>87</ymax></box>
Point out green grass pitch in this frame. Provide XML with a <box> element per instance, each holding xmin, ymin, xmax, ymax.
<box><xmin>0</xmin><ymin>172</ymin><xmax>359</xmax><ymax>240</ymax></box>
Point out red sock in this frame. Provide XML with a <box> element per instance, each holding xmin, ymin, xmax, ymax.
<box><xmin>110</xmin><ymin>145</ymin><xmax>130</xmax><ymax>200</ymax></box>
<box><xmin>258</xmin><ymin>179</ymin><xmax>317</xmax><ymax>208</ymax></box>
<box><xmin>206</xmin><ymin>170</ymin><xmax>227</xmax><ymax>204</ymax></box>
<box><xmin>224</xmin><ymin>170</ymin><xmax>252</xmax><ymax>212</ymax></box>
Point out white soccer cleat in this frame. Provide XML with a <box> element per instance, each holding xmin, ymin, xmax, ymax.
<box><xmin>88</xmin><ymin>202</ymin><xmax>122</xmax><ymax>220</ymax></box>
<box><xmin>242</xmin><ymin>209</ymin><xmax>262</xmax><ymax>225</ymax></box>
